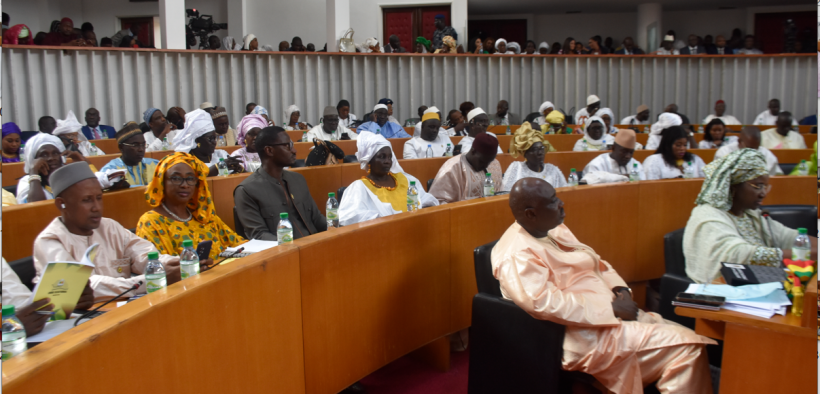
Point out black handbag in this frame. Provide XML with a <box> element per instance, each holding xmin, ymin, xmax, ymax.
<box><xmin>305</xmin><ymin>139</ymin><xmax>346</xmax><ymax>166</ymax></box>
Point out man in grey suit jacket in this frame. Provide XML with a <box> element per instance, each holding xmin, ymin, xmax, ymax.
<box><xmin>234</xmin><ymin>126</ymin><xmax>327</xmax><ymax>241</ymax></box>
<box><xmin>490</xmin><ymin>100</ymin><xmax>520</xmax><ymax>125</ymax></box>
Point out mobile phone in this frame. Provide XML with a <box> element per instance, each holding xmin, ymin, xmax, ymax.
<box><xmin>196</xmin><ymin>240</ymin><xmax>213</xmax><ymax>261</ymax></box>
<box><xmin>453</xmin><ymin>145</ymin><xmax>462</xmax><ymax>155</ymax></box>
<box><xmin>675</xmin><ymin>293</ymin><xmax>725</xmax><ymax>306</ymax></box>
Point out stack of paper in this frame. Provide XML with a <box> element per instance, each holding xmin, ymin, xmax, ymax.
<box><xmin>223</xmin><ymin>239</ymin><xmax>278</xmax><ymax>254</ymax></box>
<box><xmin>685</xmin><ymin>283</ymin><xmax>792</xmax><ymax>319</ymax></box>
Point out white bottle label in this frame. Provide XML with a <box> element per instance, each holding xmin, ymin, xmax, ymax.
<box><xmin>2</xmin><ymin>336</ymin><xmax>26</xmax><ymax>360</ymax></box>
<box><xmin>146</xmin><ymin>274</ymin><xmax>167</xmax><ymax>293</ymax></box>
<box><xmin>793</xmin><ymin>248</ymin><xmax>811</xmax><ymax>261</ymax></box>
<box><xmin>180</xmin><ymin>261</ymin><xmax>200</xmax><ymax>279</ymax></box>
<box><xmin>278</xmin><ymin>229</ymin><xmax>293</xmax><ymax>243</ymax></box>
<box><xmin>327</xmin><ymin>208</ymin><xmax>338</xmax><ymax>220</ymax></box>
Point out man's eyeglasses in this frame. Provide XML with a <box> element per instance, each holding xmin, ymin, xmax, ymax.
<box><xmin>167</xmin><ymin>176</ymin><xmax>199</xmax><ymax>186</ymax></box>
<box><xmin>746</xmin><ymin>182</ymin><xmax>772</xmax><ymax>194</ymax></box>
<box><xmin>267</xmin><ymin>141</ymin><xmax>294</xmax><ymax>149</ymax></box>
<box><xmin>121</xmin><ymin>142</ymin><xmax>147</xmax><ymax>149</ymax></box>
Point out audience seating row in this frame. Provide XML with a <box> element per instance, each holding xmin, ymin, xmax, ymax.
<box><xmin>2</xmin><ymin>177</ymin><xmax>815</xmax><ymax>394</ymax></box>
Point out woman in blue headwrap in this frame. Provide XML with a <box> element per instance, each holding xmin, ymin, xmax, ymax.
<box><xmin>2</xmin><ymin>122</ymin><xmax>22</xmax><ymax>163</ymax></box>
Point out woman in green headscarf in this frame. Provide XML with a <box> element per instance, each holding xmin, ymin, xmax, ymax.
<box><xmin>415</xmin><ymin>37</ymin><xmax>431</xmax><ymax>53</ymax></box>
<box><xmin>682</xmin><ymin>148</ymin><xmax>816</xmax><ymax>283</ymax></box>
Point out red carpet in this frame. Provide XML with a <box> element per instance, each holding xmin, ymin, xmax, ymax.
<box><xmin>359</xmin><ymin>350</ymin><xmax>470</xmax><ymax>394</ymax></box>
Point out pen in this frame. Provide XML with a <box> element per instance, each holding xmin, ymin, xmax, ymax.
<box><xmin>35</xmin><ymin>311</ymin><xmax>56</xmax><ymax>315</ymax></box>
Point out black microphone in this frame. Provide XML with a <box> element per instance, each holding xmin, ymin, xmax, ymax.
<box><xmin>74</xmin><ymin>281</ymin><xmax>142</xmax><ymax>327</ymax></box>
<box><xmin>761</xmin><ymin>210</ymin><xmax>774</xmax><ymax>248</ymax></box>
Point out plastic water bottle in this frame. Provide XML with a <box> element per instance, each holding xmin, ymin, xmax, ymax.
<box><xmin>683</xmin><ymin>161</ymin><xmax>694</xmax><ymax>179</ymax></box>
<box><xmin>217</xmin><ymin>135</ymin><xmax>227</xmax><ymax>147</ymax></box>
<box><xmin>88</xmin><ymin>143</ymin><xmax>99</xmax><ymax>156</ymax></box>
<box><xmin>217</xmin><ymin>158</ymin><xmax>230</xmax><ymax>176</ymax></box>
<box><xmin>248</xmin><ymin>155</ymin><xmax>261</xmax><ymax>172</ymax></box>
<box><xmin>797</xmin><ymin>160</ymin><xmax>808</xmax><ymax>176</ymax></box>
<box><xmin>375</xmin><ymin>128</ymin><xmax>381</xmax><ymax>135</ymax></box>
<box><xmin>179</xmin><ymin>239</ymin><xmax>200</xmax><ymax>280</ymax></box>
<box><xmin>2</xmin><ymin>305</ymin><xmax>26</xmax><ymax>361</ymax></box>
<box><xmin>697</xmin><ymin>125</ymin><xmax>704</xmax><ymax>133</ymax></box>
<box><xmin>277</xmin><ymin>213</ymin><xmax>293</xmax><ymax>244</ymax></box>
<box><xmin>326</xmin><ymin>192</ymin><xmax>339</xmax><ymax>228</ymax></box>
<box><xmin>568</xmin><ymin>168</ymin><xmax>579</xmax><ymax>186</ymax></box>
<box><xmin>302</xmin><ymin>131</ymin><xmax>308</xmax><ymax>142</ymax></box>
<box><xmin>407</xmin><ymin>181</ymin><xmax>420</xmax><ymax>211</ymax></box>
<box><xmin>629</xmin><ymin>163</ymin><xmax>640</xmax><ymax>182</ymax></box>
<box><xmin>792</xmin><ymin>228</ymin><xmax>811</xmax><ymax>261</ymax></box>
<box><xmin>483</xmin><ymin>173</ymin><xmax>495</xmax><ymax>197</ymax></box>
<box><xmin>145</xmin><ymin>251</ymin><xmax>167</xmax><ymax>293</ymax></box>
<box><xmin>18</xmin><ymin>144</ymin><xmax>25</xmax><ymax>161</ymax></box>
<box><xmin>162</xmin><ymin>137</ymin><xmax>170</xmax><ymax>150</ymax></box>
<box><xmin>643</xmin><ymin>125</ymin><xmax>649</xmax><ymax>133</ymax></box>
<box><xmin>445</xmin><ymin>144</ymin><xmax>452</xmax><ymax>157</ymax></box>
<box><xmin>505</xmin><ymin>125</ymin><xmax>511</xmax><ymax>135</ymax></box>
<box><xmin>426</xmin><ymin>144</ymin><xmax>434</xmax><ymax>158</ymax></box>
<box><xmin>580</xmin><ymin>139</ymin><xmax>588</xmax><ymax>151</ymax></box>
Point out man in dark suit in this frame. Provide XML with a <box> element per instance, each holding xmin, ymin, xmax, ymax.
<box><xmin>680</xmin><ymin>34</ymin><xmax>706</xmax><ymax>55</ymax></box>
<box><xmin>706</xmin><ymin>35</ymin><xmax>733</xmax><ymax>55</ymax></box>
<box><xmin>613</xmin><ymin>37</ymin><xmax>644</xmax><ymax>55</ymax></box>
<box><xmin>81</xmin><ymin>108</ymin><xmax>116</xmax><ymax>140</ymax></box>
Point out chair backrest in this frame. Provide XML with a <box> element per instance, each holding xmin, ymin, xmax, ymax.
<box><xmin>9</xmin><ymin>256</ymin><xmax>36</xmax><ymax>291</ymax></box>
<box><xmin>778</xmin><ymin>163</ymin><xmax>797</xmax><ymax>175</ymax></box>
<box><xmin>336</xmin><ymin>186</ymin><xmax>347</xmax><ymax>203</ymax></box>
<box><xmin>233</xmin><ymin>207</ymin><xmax>247</xmax><ymax>239</ymax></box>
<box><xmin>474</xmin><ymin>240</ymin><xmax>502</xmax><ymax>297</ymax></box>
<box><xmin>663</xmin><ymin>228</ymin><xmax>687</xmax><ymax>277</ymax></box>
<box><xmin>426</xmin><ymin>178</ymin><xmax>434</xmax><ymax>192</ymax></box>
<box><xmin>343</xmin><ymin>155</ymin><xmax>358</xmax><ymax>163</ymax></box>
<box><xmin>763</xmin><ymin>204</ymin><xmax>818</xmax><ymax>236</ymax></box>
<box><xmin>523</xmin><ymin>112</ymin><xmax>541</xmax><ymax>125</ymax></box>
<box><xmin>292</xmin><ymin>159</ymin><xmax>306</xmax><ymax>168</ymax></box>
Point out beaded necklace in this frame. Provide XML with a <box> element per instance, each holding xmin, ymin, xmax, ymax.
<box><xmin>362</xmin><ymin>172</ymin><xmax>398</xmax><ymax>191</ymax></box>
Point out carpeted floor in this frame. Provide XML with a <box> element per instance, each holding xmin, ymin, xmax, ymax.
<box><xmin>359</xmin><ymin>350</ymin><xmax>470</xmax><ymax>394</ymax></box>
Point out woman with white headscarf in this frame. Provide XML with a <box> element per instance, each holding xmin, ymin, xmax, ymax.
<box><xmin>338</xmin><ymin>131</ymin><xmax>438</xmax><ymax>226</ymax></box>
<box><xmin>573</xmin><ymin>116</ymin><xmax>615</xmax><ymax>151</ymax></box>
<box><xmin>250</xmin><ymin>105</ymin><xmax>273</xmax><ymax>126</ymax></box>
<box><xmin>222</xmin><ymin>36</ymin><xmax>239</xmax><ymax>51</ymax></box>
<box><xmin>538</xmin><ymin>41</ymin><xmax>550</xmax><ymax>54</ymax></box>
<box><xmin>173</xmin><ymin>109</ymin><xmax>244</xmax><ymax>176</ymax></box>
<box><xmin>357</xmin><ymin>37</ymin><xmax>381</xmax><ymax>53</ymax></box>
<box><xmin>646</xmin><ymin>112</ymin><xmax>682</xmax><ymax>150</ymax></box>
<box><xmin>52</xmin><ymin>111</ymin><xmax>105</xmax><ymax>157</ymax></box>
<box><xmin>595</xmin><ymin>107</ymin><xmax>619</xmax><ymax>134</ymax></box>
<box><xmin>283</xmin><ymin>105</ymin><xmax>308</xmax><ymax>130</ymax></box>
<box><xmin>16</xmin><ymin>133</ymin><xmax>123</xmax><ymax>203</ymax></box>
<box><xmin>494</xmin><ymin>38</ymin><xmax>513</xmax><ymax>54</ymax></box>
<box><xmin>507</xmin><ymin>41</ymin><xmax>521</xmax><ymax>54</ymax></box>
<box><xmin>242</xmin><ymin>34</ymin><xmax>258</xmax><ymax>51</ymax></box>
<box><xmin>534</xmin><ymin>101</ymin><xmax>554</xmax><ymax>126</ymax></box>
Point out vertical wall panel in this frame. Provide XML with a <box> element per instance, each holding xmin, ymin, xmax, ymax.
<box><xmin>2</xmin><ymin>48</ymin><xmax>815</xmax><ymax>131</ymax></box>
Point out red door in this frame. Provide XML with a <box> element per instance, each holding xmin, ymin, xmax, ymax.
<box><xmin>754</xmin><ymin>12</ymin><xmax>816</xmax><ymax>53</ymax></box>
<box><xmin>383</xmin><ymin>9</ymin><xmax>414</xmax><ymax>52</ymax></box>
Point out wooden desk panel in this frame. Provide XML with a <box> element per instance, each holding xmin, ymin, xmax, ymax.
<box><xmin>88</xmin><ymin>139</ymin><xmax>119</xmax><ymax>153</ymax></box>
<box><xmin>289</xmin><ymin>166</ymin><xmax>343</xmax><ymax>216</ymax></box>
<box><xmin>448</xmin><ymin>197</ymin><xmax>516</xmax><ymax>331</ymax></box>
<box><xmin>297</xmin><ymin>207</ymin><xmax>452</xmax><ymax>394</ymax></box>
<box><xmin>2</xmin><ymin>161</ymin><xmax>25</xmax><ymax>186</ymax></box>
<box><xmin>144</xmin><ymin>145</ymin><xmax>242</xmax><ymax>161</ymax></box>
<box><xmin>769</xmin><ymin>149</ymin><xmax>814</xmax><ymax>164</ymax></box>
<box><xmin>207</xmin><ymin>173</ymin><xmax>252</xmax><ymax>230</ymax></box>
<box><xmin>1</xmin><ymin>247</ymin><xmax>306</xmax><ymax>394</ymax></box>
<box><xmin>2</xmin><ymin>187</ymin><xmax>150</xmax><ymax>262</ymax></box>
<box><xmin>768</xmin><ymin>176</ymin><xmax>817</xmax><ymax>205</ymax></box>
<box><xmin>398</xmin><ymin>158</ymin><xmax>450</xmax><ymax>191</ymax></box>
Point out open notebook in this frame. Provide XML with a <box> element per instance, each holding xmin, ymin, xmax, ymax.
<box><xmin>219</xmin><ymin>239</ymin><xmax>279</xmax><ymax>257</ymax></box>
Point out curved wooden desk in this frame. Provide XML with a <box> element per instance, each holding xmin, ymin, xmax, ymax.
<box><xmin>1</xmin><ymin>178</ymin><xmax>816</xmax><ymax>394</ymax></box>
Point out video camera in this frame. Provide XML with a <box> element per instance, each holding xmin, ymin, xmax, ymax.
<box><xmin>186</xmin><ymin>8</ymin><xmax>227</xmax><ymax>49</ymax></box>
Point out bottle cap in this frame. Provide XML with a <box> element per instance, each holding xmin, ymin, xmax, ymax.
<box><xmin>571</xmin><ymin>168</ymin><xmax>576</xmax><ymax>172</ymax></box>
<box><xmin>633</xmin><ymin>163</ymin><xmax>638</xmax><ymax>167</ymax></box>
<box><xmin>182</xmin><ymin>239</ymin><xmax>193</xmax><ymax>247</ymax></box>
<box><xmin>428</xmin><ymin>144</ymin><xmax>431</xmax><ymax>147</ymax></box>
<box><xmin>2</xmin><ymin>305</ymin><xmax>15</xmax><ymax>317</ymax></box>
<box><xmin>219</xmin><ymin>158</ymin><xmax>225</xmax><ymax>162</ymax></box>
<box><xmin>91</xmin><ymin>143</ymin><xmax>96</xmax><ymax>146</ymax></box>
<box><xmin>410</xmin><ymin>181</ymin><xmax>416</xmax><ymax>185</ymax></box>
<box><xmin>798</xmin><ymin>227</ymin><xmax>807</xmax><ymax>234</ymax></box>
<box><xmin>147</xmin><ymin>251</ymin><xmax>159</xmax><ymax>260</ymax></box>
<box><xmin>328</xmin><ymin>192</ymin><xmax>335</xmax><ymax>197</ymax></box>
<box><xmin>280</xmin><ymin>212</ymin><xmax>288</xmax><ymax>219</ymax></box>
<box><xmin>800</xmin><ymin>159</ymin><xmax>806</xmax><ymax>163</ymax></box>
<box><xmin>447</xmin><ymin>143</ymin><xmax>451</xmax><ymax>146</ymax></box>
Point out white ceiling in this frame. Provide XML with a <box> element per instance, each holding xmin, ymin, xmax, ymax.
<box><xmin>468</xmin><ymin>0</ymin><xmax>807</xmax><ymax>15</ymax></box>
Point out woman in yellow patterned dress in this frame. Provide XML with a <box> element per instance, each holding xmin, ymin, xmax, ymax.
<box><xmin>137</xmin><ymin>152</ymin><xmax>245</xmax><ymax>260</ymax></box>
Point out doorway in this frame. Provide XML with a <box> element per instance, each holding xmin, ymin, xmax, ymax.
<box><xmin>467</xmin><ymin>19</ymin><xmax>527</xmax><ymax>52</ymax></box>
<box><xmin>753</xmin><ymin>11</ymin><xmax>815</xmax><ymax>53</ymax></box>
<box><xmin>382</xmin><ymin>6</ymin><xmax>450</xmax><ymax>53</ymax></box>
<box><xmin>120</xmin><ymin>17</ymin><xmax>155</xmax><ymax>48</ymax></box>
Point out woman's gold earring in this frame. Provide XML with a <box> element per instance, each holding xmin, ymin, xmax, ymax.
<box><xmin>197</xmin><ymin>143</ymin><xmax>201</xmax><ymax>148</ymax></box>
